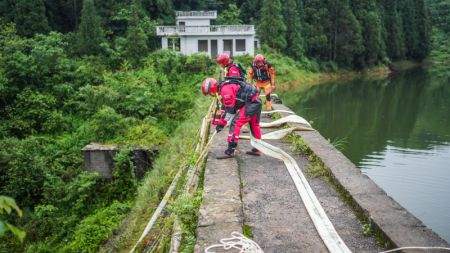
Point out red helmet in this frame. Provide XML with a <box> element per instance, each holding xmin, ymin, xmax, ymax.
<box><xmin>201</xmin><ymin>78</ymin><xmax>218</xmax><ymax>96</ymax></box>
<box><xmin>217</xmin><ymin>53</ymin><xmax>231</xmax><ymax>67</ymax></box>
<box><xmin>253</xmin><ymin>54</ymin><xmax>264</xmax><ymax>65</ymax></box>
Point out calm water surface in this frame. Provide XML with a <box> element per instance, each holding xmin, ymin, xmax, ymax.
<box><xmin>281</xmin><ymin>69</ymin><xmax>450</xmax><ymax>242</ymax></box>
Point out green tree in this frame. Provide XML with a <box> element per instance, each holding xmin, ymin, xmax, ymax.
<box><xmin>379</xmin><ymin>0</ymin><xmax>406</xmax><ymax>60</ymax></box>
<box><xmin>400</xmin><ymin>0</ymin><xmax>420</xmax><ymax>59</ymax></box>
<box><xmin>258</xmin><ymin>0</ymin><xmax>287</xmax><ymax>51</ymax></box>
<box><xmin>412</xmin><ymin>0</ymin><xmax>431</xmax><ymax>60</ymax></box>
<box><xmin>329</xmin><ymin>0</ymin><xmax>364</xmax><ymax>67</ymax></box>
<box><xmin>427</xmin><ymin>0</ymin><xmax>450</xmax><ymax>33</ymax></box>
<box><xmin>217</xmin><ymin>3</ymin><xmax>243</xmax><ymax>25</ymax></box>
<box><xmin>303</xmin><ymin>0</ymin><xmax>330</xmax><ymax>59</ymax></box>
<box><xmin>239</xmin><ymin>0</ymin><xmax>261</xmax><ymax>24</ymax></box>
<box><xmin>77</xmin><ymin>0</ymin><xmax>104</xmax><ymax>55</ymax></box>
<box><xmin>0</xmin><ymin>0</ymin><xmax>15</xmax><ymax>23</ymax></box>
<box><xmin>283</xmin><ymin>0</ymin><xmax>305</xmax><ymax>59</ymax></box>
<box><xmin>142</xmin><ymin>0</ymin><xmax>174</xmax><ymax>24</ymax></box>
<box><xmin>351</xmin><ymin>0</ymin><xmax>386</xmax><ymax>67</ymax></box>
<box><xmin>14</xmin><ymin>0</ymin><xmax>50</xmax><ymax>37</ymax></box>
<box><xmin>45</xmin><ymin>0</ymin><xmax>83</xmax><ymax>32</ymax></box>
<box><xmin>126</xmin><ymin>1</ymin><xmax>149</xmax><ymax>65</ymax></box>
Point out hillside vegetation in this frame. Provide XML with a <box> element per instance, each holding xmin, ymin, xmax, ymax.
<box><xmin>0</xmin><ymin>0</ymin><xmax>438</xmax><ymax>251</ymax></box>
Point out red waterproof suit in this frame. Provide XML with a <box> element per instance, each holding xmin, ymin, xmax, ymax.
<box><xmin>225</xmin><ymin>63</ymin><xmax>242</xmax><ymax>78</ymax></box>
<box><xmin>218</xmin><ymin>80</ymin><xmax>262</xmax><ymax>147</ymax></box>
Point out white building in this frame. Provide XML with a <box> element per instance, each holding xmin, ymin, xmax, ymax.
<box><xmin>156</xmin><ymin>11</ymin><xmax>257</xmax><ymax>57</ymax></box>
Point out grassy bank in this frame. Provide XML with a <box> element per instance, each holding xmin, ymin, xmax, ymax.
<box><xmin>101</xmin><ymin>95</ymin><xmax>211</xmax><ymax>252</ymax></box>
<box><xmin>236</xmin><ymin>51</ymin><xmax>391</xmax><ymax>93</ymax></box>
<box><xmin>425</xmin><ymin>28</ymin><xmax>450</xmax><ymax>78</ymax></box>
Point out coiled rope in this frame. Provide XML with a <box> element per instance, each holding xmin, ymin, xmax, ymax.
<box><xmin>204</xmin><ymin>232</ymin><xmax>264</xmax><ymax>253</ymax></box>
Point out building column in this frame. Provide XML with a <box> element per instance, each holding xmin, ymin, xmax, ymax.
<box><xmin>218</xmin><ymin>39</ymin><xmax>223</xmax><ymax>56</ymax></box>
<box><xmin>162</xmin><ymin>37</ymin><xmax>168</xmax><ymax>49</ymax></box>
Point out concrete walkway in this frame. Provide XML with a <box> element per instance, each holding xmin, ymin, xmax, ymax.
<box><xmin>194</xmin><ymin>104</ymin><xmax>450</xmax><ymax>252</ymax></box>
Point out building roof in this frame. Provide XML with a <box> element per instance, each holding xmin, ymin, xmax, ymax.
<box><xmin>176</xmin><ymin>11</ymin><xmax>217</xmax><ymax>19</ymax></box>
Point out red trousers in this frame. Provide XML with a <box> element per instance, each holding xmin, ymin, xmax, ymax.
<box><xmin>227</xmin><ymin>106</ymin><xmax>261</xmax><ymax>144</ymax></box>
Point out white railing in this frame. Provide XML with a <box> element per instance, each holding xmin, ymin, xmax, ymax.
<box><xmin>176</xmin><ymin>11</ymin><xmax>217</xmax><ymax>18</ymax></box>
<box><xmin>157</xmin><ymin>25</ymin><xmax>255</xmax><ymax>36</ymax></box>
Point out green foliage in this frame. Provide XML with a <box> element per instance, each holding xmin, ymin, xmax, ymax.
<box><xmin>362</xmin><ymin>223</ymin><xmax>373</xmax><ymax>236</ymax></box>
<box><xmin>115</xmin><ymin>123</ymin><xmax>168</xmax><ymax>147</ymax></box>
<box><xmin>258</xmin><ymin>0</ymin><xmax>287</xmax><ymax>51</ymax></box>
<box><xmin>0</xmin><ymin>137</ymin><xmax>48</xmax><ymax>207</ymax></box>
<box><xmin>428</xmin><ymin>28</ymin><xmax>450</xmax><ymax>77</ymax></box>
<box><xmin>14</xmin><ymin>0</ymin><xmax>50</xmax><ymax>37</ymax></box>
<box><xmin>169</xmin><ymin>193</ymin><xmax>202</xmax><ymax>252</ymax></box>
<box><xmin>0</xmin><ymin>0</ymin><xmax>439</xmax><ymax>250</ymax></box>
<box><xmin>77</xmin><ymin>0</ymin><xmax>104</xmax><ymax>55</ymax></box>
<box><xmin>109</xmin><ymin>149</ymin><xmax>138</xmax><ymax>200</ymax></box>
<box><xmin>0</xmin><ymin>196</ymin><xmax>25</xmax><ymax>242</ymax></box>
<box><xmin>63</xmin><ymin>201</ymin><xmax>130</xmax><ymax>253</ymax></box>
<box><xmin>351</xmin><ymin>0</ymin><xmax>386</xmax><ymax>67</ymax></box>
<box><xmin>303</xmin><ymin>0</ymin><xmax>330</xmax><ymax>58</ymax></box>
<box><xmin>86</xmin><ymin>106</ymin><xmax>128</xmax><ymax>142</ymax></box>
<box><xmin>239</xmin><ymin>0</ymin><xmax>261</xmax><ymax>24</ymax></box>
<box><xmin>283</xmin><ymin>0</ymin><xmax>304</xmax><ymax>60</ymax></box>
<box><xmin>332</xmin><ymin>0</ymin><xmax>364</xmax><ymax>67</ymax></box>
<box><xmin>216</xmin><ymin>4</ymin><xmax>243</xmax><ymax>25</ymax></box>
<box><xmin>0</xmin><ymin>26</ymin><xmax>214</xmax><ymax>249</ymax></box>
<box><xmin>330</xmin><ymin>137</ymin><xmax>348</xmax><ymax>152</ymax></box>
<box><xmin>427</xmin><ymin>0</ymin><xmax>450</xmax><ymax>33</ymax></box>
<box><xmin>242</xmin><ymin>224</ymin><xmax>254</xmax><ymax>239</ymax></box>
<box><xmin>5</xmin><ymin>89</ymin><xmax>64</xmax><ymax>137</ymax></box>
<box><xmin>0</xmin><ymin>28</ymin><xmax>73</xmax><ymax>91</ymax></box>
<box><xmin>103</xmin><ymin>96</ymin><xmax>211</xmax><ymax>251</ymax></box>
<box><xmin>289</xmin><ymin>133</ymin><xmax>312</xmax><ymax>156</ymax></box>
<box><xmin>380</xmin><ymin>0</ymin><xmax>406</xmax><ymax>60</ymax></box>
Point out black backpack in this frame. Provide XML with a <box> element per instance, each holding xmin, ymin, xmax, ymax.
<box><xmin>221</xmin><ymin>78</ymin><xmax>259</xmax><ymax>110</ymax></box>
<box><xmin>233</xmin><ymin>62</ymin><xmax>247</xmax><ymax>79</ymax></box>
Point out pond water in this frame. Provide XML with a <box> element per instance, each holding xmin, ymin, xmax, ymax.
<box><xmin>281</xmin><ymin>69</ymin><xmax>450</xmax><ymax>242</ymax></box>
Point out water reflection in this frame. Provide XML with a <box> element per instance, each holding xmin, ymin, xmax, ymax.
<box><xmin>281</xmin><ymin>69</ymin><xmax>450</xmax><ymax>242</ymax></box>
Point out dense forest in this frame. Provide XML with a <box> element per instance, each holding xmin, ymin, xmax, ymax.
<box><xmin>0</xmin><ymin>0</ymin><xmax>445</xmax><ymax>252</ymax></box>
<box><xmin>0</xmin><ymin>0</ymin><xmax>434</xmax><ymax>68</ymax></box>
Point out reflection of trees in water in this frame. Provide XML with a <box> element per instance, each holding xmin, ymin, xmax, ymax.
<box><xmin>282</xmin><ymin>69</ymin><xmax>450</xmax><ymax>165</ymax></box>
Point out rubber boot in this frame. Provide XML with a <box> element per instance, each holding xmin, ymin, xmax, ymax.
<box><xmin>246</xmin><ymin>148</ymin><xmax>261</xmax><ymax>156</ymax></box>
<box><xmin>216</xmin><ymin>141</ymin><xmax>237</xmax><ymax>159</ymax></box>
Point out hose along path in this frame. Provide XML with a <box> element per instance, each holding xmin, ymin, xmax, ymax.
<box><xmin>205</xmin><ymin>113</ymin><xmax>350</xmax><ymax>253</ymax></box>
<box><xmin>249</xmin><ymin>128</ymin><xmax>351</xmax><ymax>253</ymax></box>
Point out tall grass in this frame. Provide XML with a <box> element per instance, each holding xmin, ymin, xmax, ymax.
<box><xmin>101</xmin><ymin>95</ymin><xmax>211</xmax><ymax>252</ymax></box>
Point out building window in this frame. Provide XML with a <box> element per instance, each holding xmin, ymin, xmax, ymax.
<box><xmin>179</xmin><ymin>21</ymin><xmax>185</xmax><ymax>32</ymax></box>
<box><xmin>168</xmin><ymin>37</ymin><xmax>180</xmax><ymax>51</ymax></box>
<box><xmin>198</xmin><ymin>40</ymin><xmax>208</xmax><ymax>52</ymax></box>
<box><xmin>254</xmin><ymin>40</ymin><xmax>259</xmax><ymax>49</ymax></box>
<box><xmin>236</xmin><ymin>39</ymin><xmax>246</xmax><ymax>51</ymax></box>
<box><xmin>223</xmin><ymin>39</ymin><xmax>233</xmax><ymax>56</ymax></box>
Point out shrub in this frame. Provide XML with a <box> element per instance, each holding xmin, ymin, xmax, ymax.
<box><xmin>62</xmin><ymin>201</ymin><xmax>130</xmax><ymax>253</ymax></box>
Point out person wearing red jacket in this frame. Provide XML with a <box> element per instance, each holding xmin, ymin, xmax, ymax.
<box><xmin>201</xmin><ymin>76</ymin><xmax>262</xmax><ymax>158</ymax></box>
<box><xmin>248</xmin><ymin>54</ymin><xmax>275</xmax><ymax>110</ymax></box>
<box><xmin>217</xmin><ymin>53</ymin><xmax>243</xmax><ymax>78</ymax></box>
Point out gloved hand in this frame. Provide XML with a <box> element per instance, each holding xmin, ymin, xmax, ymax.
<box><xmin>216</xmin><ymin>123</ymin><xmax>225</xmax><ymax>133</ymax></box>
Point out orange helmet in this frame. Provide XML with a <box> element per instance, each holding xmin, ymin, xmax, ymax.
<box><xmin>217</xmin><ymin>53</ymin><xmax>231</xmax><ymax>67</ymax></box>
<box><xmin>201</xmin><ymin>78</ymin><xmax>218</xmax><ymax>96</ymax></box>
<box><xmin>253</xmin><ymin>54</ymin><xmax>264</xmax><ymax>65</ymax></box>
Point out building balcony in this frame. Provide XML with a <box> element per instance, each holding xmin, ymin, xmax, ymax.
<box><xmin>175</xmin><ymin>11</ymin><xmax>217</xmax><ymax>19</ymax></box>
<box><xmin>156</xmin><ymin>25</ymin><xmax>255</xmax><ymax>36</ymax></box>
